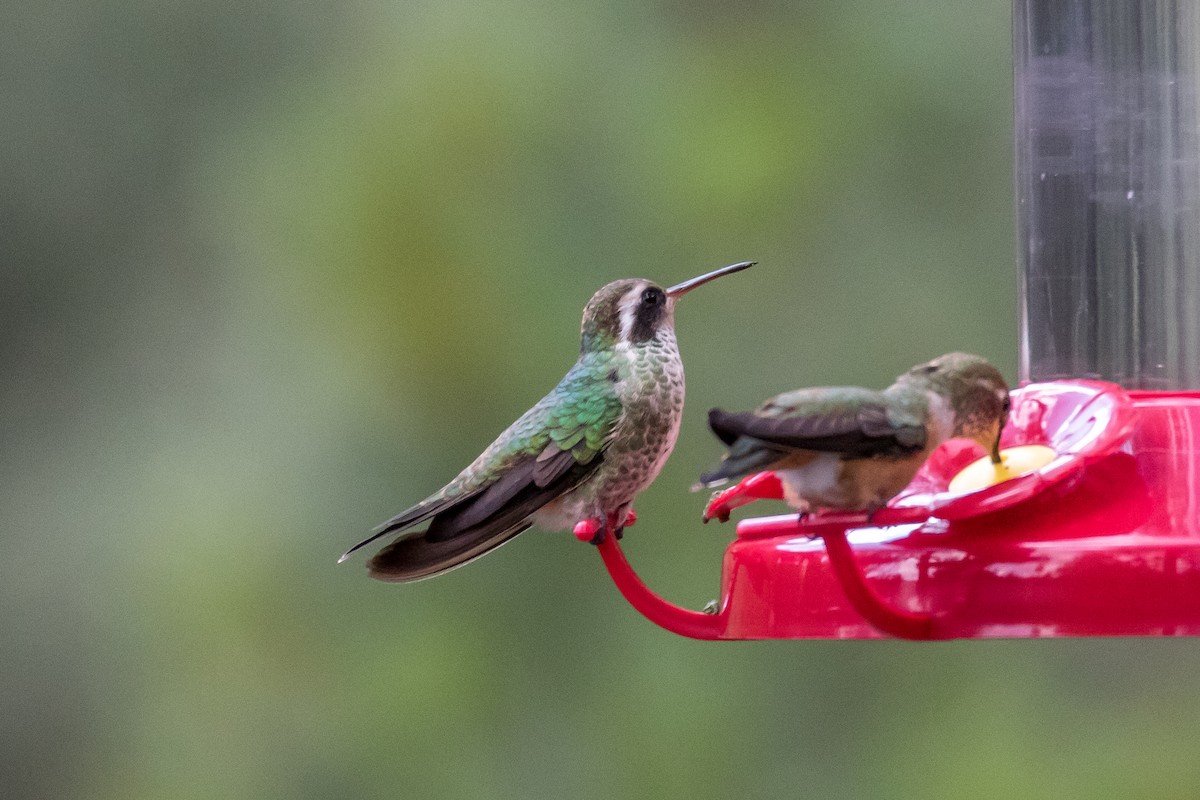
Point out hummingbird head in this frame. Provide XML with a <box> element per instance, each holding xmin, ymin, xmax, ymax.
<box><xmin>579</xmin><ymin>262</ymin><xmax>754</xmax><ymax>353</ymax></box>
<box><xmin>899</xmin><ymin>352</ymin><xmax>1010</xmax><ymax>461</ymax></box>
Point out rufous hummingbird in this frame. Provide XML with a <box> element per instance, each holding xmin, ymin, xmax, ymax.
<box><xmin>699</xmin><ymin>352</ymin><xmax>1009</xmax><ymax>519</ymax></box>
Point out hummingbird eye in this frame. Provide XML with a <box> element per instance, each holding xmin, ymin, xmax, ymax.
<box><xmin>641</xmin><ymin>287</ymin><xmax>665</xmax><ymax>306</ymax></box>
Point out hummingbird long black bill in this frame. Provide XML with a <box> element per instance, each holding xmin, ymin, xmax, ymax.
<box><xmin>667</xmin><ymin>261</ymin><xmax>755</xmax><ymax>298</ymax></box>
<box><xmin>990</xmin><ymin>436</ymin><xmax>1003</xmax><ymax>465</ymax></box>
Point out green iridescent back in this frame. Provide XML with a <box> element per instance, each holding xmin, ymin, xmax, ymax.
<box><xmin>415</xmin><ymin>351</ymin><xmax>625</xmax><ymax>509</ymax></box>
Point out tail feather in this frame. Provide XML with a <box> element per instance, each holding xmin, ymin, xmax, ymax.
<box><xmin>342</xmin><ymin>430</ymin><xmax>605</xmax><ymax>581</ymax></box>
<box><xmin>368</xmin><ymin>473</ymin><xmax>565</xmax><ymax>581</ymax></box>
<box><xmin>356</xmin><ymin>450</ymin><xmax>596</xmax><ymax>582</ymax></box>
<box><xmin>367</xmin><ymin>521</ymin><xmax>533</xmax><ymax>582</ymax></box>
<box><xmin>338</xmin><ymin>490</ymin><xmax>480</xmax><ymax>563</ymax></box>
<box><xmin>698</xmin><ymin>441</ymin><xmax>784</xmax><ymax>487</ymax></box>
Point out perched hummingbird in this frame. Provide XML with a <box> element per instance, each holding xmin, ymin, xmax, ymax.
<box><xmin>341</xmin><ymin>261</ymin><xmax>755</xmax><ymax>582</ymax></box>
<box><xmin>698</xmin><ymin>352</ymin><xmax>1009</xmax><ymax>517</ymax></box>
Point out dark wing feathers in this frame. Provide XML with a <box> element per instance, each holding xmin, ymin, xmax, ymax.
<box><xmin>338</xmin><ymin>487</ymin><xmax>486</xmax><ymax>562</ymax></box>
<box><xmin>697</xmin><ymin>437</ymin><xmax>786</xmax><ymax>485</ymax></box>
<box><xmin>338</xmin><ymin>448</ymin><xmax>587</xmax><ymax>565</ymax></box>
<box><xmin>532</xmin><ymin>443</ymin><xmax>580</xmax><ymax>488</ymax></box>
<box><xmin>701</xmin><ymin>389</ymin><xmax>928</xmax><ymax>487</ymax></box>
<box><xmin>425</xmin><ymin>459</ymin><xmax>539</xmax><ymax>541</ymax></box>
<box><xmin>345</xmin><ymin>360</ymin><xmax>623</xmax><ymax>581</ymax></box>
<box><xmin>710</xmin><ymin>416</ymin><xmax>743</xmax><ymax>447</ymax></box>
<box><xmin>424</xmin><ymin>445</ymin><xmax>577</xmax><ymax>540</ymax></box>
<box><xmin>856</xmin><ymin>404</ymin><xmax>895</xmax><ymax>439</ymax></box>
<box><xmin>367</xmin><ymin>523</ymin><xmax>533</xmax><ymax>583</ymax></box>
<box><xmin>368</xmin><ymin>451</ymin><xmax>598</xmax><ymax>582</ymax></box>
<box><xmin>707</xmin><ymin>404</ymin><xmax>925</xmax><ymax>459</ymax></box>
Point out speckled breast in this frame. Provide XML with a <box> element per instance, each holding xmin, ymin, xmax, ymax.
<box><xmin>596</xmin><ymin>332</ymin><xmax>686</xmax><ymax>506</ymax></box>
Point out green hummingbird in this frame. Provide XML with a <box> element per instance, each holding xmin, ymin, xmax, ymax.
<box><xmin>341</xmin><ymin>261</ymin><xmax>755</xmax><ymax>582</ymax></box>
<box><xmin>698</xmin><ymin>352</ymin><xmax>1010</xmax><ymax>518</ymax></box>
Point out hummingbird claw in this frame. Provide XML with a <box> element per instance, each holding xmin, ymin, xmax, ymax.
<box><xmin>573</xmin><ymin>514</ymin><xmax>623</xmax><ymax>545</ymax></box>
<box><xmin>703</xmin><ymin>488</ymin><xmax>743</xmax><ymax>523</ymax></box>
<box><xmin>705</xmin><ymin>507</ymin><xmax>731</xmax><ymax>524</ymax></box>
<box><xmin>703</xmin><ymin>489</ymin><xmax>733</xmax><ymax>523</ymax></box>
<box><xmin>609</xmin><ymin>509</ymin><xmax>635</xmax><ymax>541</ymax></box>
<box><xmin>574</xmin><ymin>510</ymin><xmax>635</xmax><ymax>545</ymax></box>
<box><xmin>702</xmin><ymin>471</ymin><xmax>785</xmax><ymax>523</ymax></box>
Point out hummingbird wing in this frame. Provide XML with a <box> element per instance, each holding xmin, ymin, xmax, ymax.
<box><xmin>343</xmin><ymin>362</ymin><xmax>624</xmax><ymax>582</ymax></box>
<box><xmin>365</xmin><ymin>448</ymin><xmax>595</xmax><ymax>582</ymax></box>
<box><xmin>700</xmin><ymin>386</ymin><xmax>927</xmax><ymax>485</ymax></box>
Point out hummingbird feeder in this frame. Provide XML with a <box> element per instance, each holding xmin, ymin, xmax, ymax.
<box><xmin>594</xmin><ymin>0</ymin><xmax>1200</xmax><ymax>639</ymax></box>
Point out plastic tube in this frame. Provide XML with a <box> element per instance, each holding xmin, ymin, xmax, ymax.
<box><xmin>1015</xmin><ymin>0</ymin><xmax>1200</xmax><ymax>388</ymax></box>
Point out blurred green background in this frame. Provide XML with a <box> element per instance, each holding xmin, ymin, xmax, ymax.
<box><xmin>5</xmin><ymin>1</ymin><xmax>1200</xmax><ymax>798</ymax></box>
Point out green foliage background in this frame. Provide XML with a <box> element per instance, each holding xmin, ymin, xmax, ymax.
<box><xmin>4</xmin><ymin>2</ymin><xmax>1199</xmax><ymax>798</ymax></box>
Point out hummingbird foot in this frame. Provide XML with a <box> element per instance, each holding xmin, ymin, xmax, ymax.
<box><xmin>794</xmin><ymin>511</ymin><xmax>821</xmax><ymax>540</ymax></box>
<box><xmin>703</xmin><ymin>490</ymin><xmax>732</xmax><ymax>524</ymax></box>
<box><xmin>614</xmin><ymin>508</ymin><xmax>636</xmax><ymax>540</ymax></box>
<box><xmin>614</xmin><ymin>509</ymin><xmax>638</xmax><ymax>540</ymax></box>
<box><xmin>573</xmin><ymin>509</ymin><xmax>639</xmax><ymax>544</ymax></box>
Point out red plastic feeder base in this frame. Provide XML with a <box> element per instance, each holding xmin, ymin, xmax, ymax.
<box><xmin>597</xmin><ymin>381</ymin><xmax>1200</xmax><ymax>640</ymax></box>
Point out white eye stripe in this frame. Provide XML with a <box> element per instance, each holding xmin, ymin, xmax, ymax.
<box><xmin>617</xmin><ymin>283</ymin><xmax>647</xmax><ymax>343</ymax></box>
